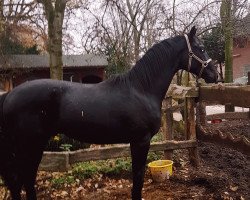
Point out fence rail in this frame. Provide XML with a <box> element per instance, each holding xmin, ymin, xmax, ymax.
<box><xmin>197</xmin><ymin>85</ymin><xmax>250</xmax><ymax>155</ymax></box>
<box><xmin>39</xmin><ymin>140</ymin><xmax>196</xmax><ymax>171</ymax></box>
<box><xmin>199</xmin><ymin>85</ymin><xmax>250</xmax><ymax>107</ymax></box>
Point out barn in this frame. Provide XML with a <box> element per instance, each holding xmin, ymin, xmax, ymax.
<box><xmin>0</xmin><ymin>54</ymin><xmax>108</xmax><ymax>91</ymax></box>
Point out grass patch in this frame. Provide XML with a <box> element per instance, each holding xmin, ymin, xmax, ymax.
<box><xmin>51</xmin><ymin>175</ymin><xmax>76</xmax><ymax>188</ymax></box>
<box><xmin>72</xmin><ymin>158</ymin><xmax>132</xmax><ymax>179</ymax></box>
<box><xmin>151</xmin><ymin>132</ymin><xmax>164</xmax><ymax>142</ymax></box>
<box><xmin>71</xmin><ymin>152</ymin><xmax>163</xmax><ymax>179</ymax></box>
<box><xmin>147</xmin><ymin>151</ymin><xmax>164</xmax><ymax>162</ymax></box>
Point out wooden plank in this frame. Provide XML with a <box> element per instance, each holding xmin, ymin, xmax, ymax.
<box><xmin>40</xmin><ymin>140</ymin><xmax>197</xmax><ymax>172</ymax></box>
<box><xmin>185</xmin><ymin>98</ymin><xmax>196</xmax><ymax>140</ymax></box>
<box><xmin>185</xmin><ymin>97</ymin><xmax>199</xmax><ymax>166</ymax></box>
<box><xmin>162</xmin><ymin>97</ymin><xmax>173</xmax><ymax>160</ymax></box>
<box><xmin>196</xmin><ymin>102</ymin><xmax>207</xmax><ymax>126</ymax></box>
<box><xmin>199</xmin><ymin>85</ymin><xmax>250</xmax><ymax>107</ymax></box>
<box><xmin>68</xmin><ymin>140</ymin><xmax>197</xmax><ymax>165</ymax></box>
<box><xmin>39</xmin><ymin>152</ymin><xmax>70</xmax><ymax>171</ymax></box>
<box><xmin>206</xmin><ymin>112</ymin><xmax>249</xmax><ymax>121</ymax></box>
<box><xmin>166</xmin><ymin>84</ymin><xmax>198</xmax><ymax>98</ymax></box>
<box><xmin>248</xmin><ymin>72</ymin><xmax>250</xmax><ymax>85</ymax></box>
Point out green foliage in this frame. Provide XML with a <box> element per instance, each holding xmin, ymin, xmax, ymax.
<box><xmin>147</xmin><ymin>152</ymin><xmax>163</xmax><ymax>162</ymax></box>
<box><xmin>72</xmin><ymin>162</ymin><xmax>99</xmax><ymax>179</ymax></box>
<box><xmin>49</xmin><ymin>151</ymin><xmax>163</xmax><ymax>188</ymax></box>
<box><xmin>59</xmin><ymin>144</ymin><xmax>73</xmax><ymax>151</ymax></box>
<box><xmin>72</xmin><ymin>158</ymin><xmax>132</xmax><ymax>179</ymax></box>
<box><xmin>51</xmin><ymin>175</ymin><xmax>75</xmax><ymax>188</ymax></box>
<box><xmin>104</xmin><ymin>44</ymin><xmax>131</xmax><ymax>78</ymax></box>
<box><xmin>202</xmin><ymin>26</ymin><xmax>225</xmax><ymax>64</ymax></box>
<box><xmin>45</xmin><ymin>134</ymin><xmax>90</xmax><ymax>152</ymax></box>
<box><xmin>1</xmin><ymin>36</ymin><xmax>40</xmax><ymax>55</ymax></box>
<box><xmin>151</xmin><ymin>132</ymin><xmax>163</xmax><ymax>143</ymax></box>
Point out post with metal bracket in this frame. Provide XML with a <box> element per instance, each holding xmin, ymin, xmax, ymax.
<box><xmin>162</xmin><ymin>97</ymin><xmax>173</xmax><ymax>160</ymax></box>
<box><xmin>184</xmin><ymin>97</ymin><xmax>199</xmax><ymax>167</ymax></box>
<box><xmin>248</xmin><ymin>71</ymin><xmax>250</xmax><ymax>85</ymax></box>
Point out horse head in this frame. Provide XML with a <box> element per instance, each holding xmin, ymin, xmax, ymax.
<box><xmin>181</xmin><ymin>26</ymin><xmax>219</xmax><ymax>83</ymax></box>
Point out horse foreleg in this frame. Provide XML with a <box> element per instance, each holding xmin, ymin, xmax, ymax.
<box><xmin>25</xmin><ymin>184</ymin><xmax>37</xmax><ymax>200</ymax></box>
<box><xmin>9</xmin><ymin>182</ymin><xmax>22</xmax><ymax>200</ymax></box>
<box><xmin>130</xmin><ymin>138</ymin><xmax>150</xmax><ymax>200</ymax></box>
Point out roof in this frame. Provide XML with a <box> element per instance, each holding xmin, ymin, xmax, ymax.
<box><xmin>0</xmin><ymin>54</ymin><xmax>108</xmax><ymax>69</ymax></box>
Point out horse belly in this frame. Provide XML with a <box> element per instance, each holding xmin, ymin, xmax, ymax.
<box><xmin>62</xmin><ymin>123</ymin><xmax>135</xmax><ymax>144</ymax></box>
<box><xmin>59</xmin><ymin>110</ymin><xmax>148</xmax><ymax>144</ymax></box>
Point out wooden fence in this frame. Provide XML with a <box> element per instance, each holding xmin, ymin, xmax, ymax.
<box><xmin>196</xmin><ymin>84</ymin><xmax>250</xmax><ymax>155</ymax></box>
<box><xmin>39</xmin><ymin>84</ymin><xmax>250</xmax><ymax>171</ymax></box>
<box><xmin>39</xmin><ymin>85</ymin><xmax>199</xmax><ymax>171</ymax></box>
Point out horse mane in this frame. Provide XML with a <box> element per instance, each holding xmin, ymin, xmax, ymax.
<box><xmin>106</xmin><ymin>36</ymin><xmax>182</xmax><ymax>92</ymax></box>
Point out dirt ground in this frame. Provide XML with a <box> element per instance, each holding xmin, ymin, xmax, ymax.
<box><xmin>0</xmin><ymin>119</ymin><xmax>249</xmax><ymax>200</ymax></box>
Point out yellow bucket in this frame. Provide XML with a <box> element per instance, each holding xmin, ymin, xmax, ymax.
<box><xmin>148</xmin><ymin>160</ymin><xmax>173</xmax><ymax>182</ymax></box>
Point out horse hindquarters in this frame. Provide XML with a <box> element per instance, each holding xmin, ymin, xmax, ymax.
<box><xmin>130</xmin><ymin>136</ymin><xmax>151</xmax><ymax>200</ymax></box>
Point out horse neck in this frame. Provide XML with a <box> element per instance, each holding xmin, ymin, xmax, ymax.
<box><xmin>128</xmin><ymin>38</ymin><xmax>183</xmax><ymax>103</ymax></box>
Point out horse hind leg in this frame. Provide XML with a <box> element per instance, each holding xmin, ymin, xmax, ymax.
<box><xmin>23</xmin><ymin>138</ymin><xmax>49</xmax><ymax>200</ymax></box>
<box><xmin>130</xmin><ymin>136</ymin><xmax>150</xmax><ymax>200</ymax></box>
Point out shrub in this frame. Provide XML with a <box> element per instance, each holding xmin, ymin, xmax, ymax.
<box><xmin>45</xmin><ymin>134</ymin><xmax>90</xmax><ymax>152</ymax></box>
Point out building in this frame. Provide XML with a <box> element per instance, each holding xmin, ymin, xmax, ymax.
<box><xmin>233</xmin><ymin>14</ymin><xmax>250</xmax><ymax>79</ymax></box>
<box><xmin>0</xmin><ymin>54</ymin><xmax>108</xmax><ymax>91</ymax></box>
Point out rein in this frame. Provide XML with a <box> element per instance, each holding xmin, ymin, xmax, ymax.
<box><xmin>184</xmin><ymin>34</ymin><xmax>212</xmax><ymax>79</ymax></box>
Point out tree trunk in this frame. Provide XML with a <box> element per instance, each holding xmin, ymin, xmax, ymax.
<box><xmin>0</xmin><ymin>0</ymin><xmax>4</xmax><ymax>52</ymax></box>
<box><xmin>220</xmin><ymin>0</ymin><xmax>233</xmax><ymax>83</ymax></box>
<box><xmin>41</xmin><ymin>0</ymin><xmax>66</xmax><ymax>80</ymax></box>
<box><xmin>220</xmin><ymin>0</ymin><xmax>234</xmax><ymax>112</ymax></box>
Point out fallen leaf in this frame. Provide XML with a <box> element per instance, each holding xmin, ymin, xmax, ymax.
<box><xmin>61</xmin><ymin>191</ymin><xmax>68</xmax><ymax>196</ymax></box>
<box><xmin>230</xmin><ymin>185</ymin><xmax>238</xmax><ymax>192</ymax></box>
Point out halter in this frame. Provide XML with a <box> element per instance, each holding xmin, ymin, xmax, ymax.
<box><xmin>184</xmin><ymin>34</ymin><xmax>212</xmax><ymax>79</ymax></box>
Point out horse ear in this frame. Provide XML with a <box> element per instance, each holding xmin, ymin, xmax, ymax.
<box><xmin>188</xmin><ymin>26</ymin><xmax>197</xmax><ymax>42</ymax></box>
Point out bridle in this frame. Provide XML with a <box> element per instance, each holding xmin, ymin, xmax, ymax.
<box><xmin>184</xmin><ymin>34</ymin><xmax>212</xmax><ymax>79</ymax></box>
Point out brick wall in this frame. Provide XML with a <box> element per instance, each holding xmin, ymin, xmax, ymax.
<box><xmin>233</xmin><ymin>42</ymin><xmax>250</xmax><ymax>79</ymax></box>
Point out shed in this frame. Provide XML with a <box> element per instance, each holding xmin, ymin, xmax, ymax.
<box><xmin>233</xmin><ymin>14</ymin><xmax>250</xmax><ymax>79</ymax></box>
<box><xmin>0</xmin><ymin>54</ymin><xmax>108</xmax><ymax>91</ymax></box>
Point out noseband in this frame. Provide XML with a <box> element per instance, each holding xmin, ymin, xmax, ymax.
<box><xmin>184</xmin><ymin>34</ymin><xmax>212</xmax><ymax>79</ymax></box>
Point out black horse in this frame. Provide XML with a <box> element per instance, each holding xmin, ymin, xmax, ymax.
<box><xmin>0</xmin><ymin>27</ymin><xmax>218</xmax><ymax>200</ymax></box>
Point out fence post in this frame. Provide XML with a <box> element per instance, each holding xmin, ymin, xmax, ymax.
<box><xmin>248</xmin><ymin>72</ymin><xmax>250</xmax><ymax>119</ymax></box>
<box><xmin>162</xmin><ymin>97</ymin><xmax>173</xmax><ymax>160</ymax></box>
<box><xmin>184</xmin><ymin>97</ymin><xmax>199</xmax><ymax>166</ymax></box>
<box><xmin>248</xmin><ymin>71</ymin><xmax>250</xmax><ymax>85</ymax></box>
<box><xmin>196</xmin><ymin>101</ymin><xmax>207</xmax><ymax>126</ymax></box>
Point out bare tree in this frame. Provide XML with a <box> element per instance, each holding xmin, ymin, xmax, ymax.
<box><xmin>78</xmin><ymin>0</ymin><xmax>170</xmax><ymax>75</ymax></box>
<box><xmin>221</xmin><ymin>0</ymin><xmax>233</xmax><ymax>83</ymax></box>
<box><xmin>0</xmin><ymin>0</ymin><xmax>39</xmax><ymax>52</ymax></box>
<box><xmin>38</xmin><ymin>0</ymin><xmax>67</xmax><ymax>80</ymax></box>
<box><xmin>0</xmin><ymin>1</ymin><xmax>3</xmax><ymax>30</ymax></box>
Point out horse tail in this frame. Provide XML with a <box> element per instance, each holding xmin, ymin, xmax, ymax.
<box><xmin>0</xmin><ymin>92</ymin><xmax>14</xmax><ymax>187</ymax></box>
<box><xmin>0</xmin><ymin>92</ymin><xmax>8</xmax><ymax>127</ymax></box>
